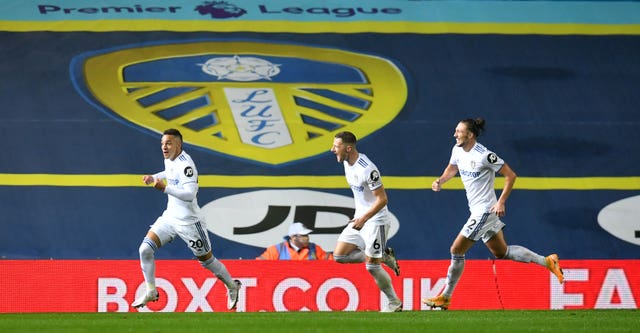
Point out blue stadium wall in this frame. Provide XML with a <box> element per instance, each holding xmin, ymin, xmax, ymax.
<box><xmin>1</xmin><ymin>1</ymin><xmax>639</xmax><ymax>261</ymax></box>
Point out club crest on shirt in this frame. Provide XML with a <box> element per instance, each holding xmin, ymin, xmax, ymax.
<box><xmin>71</xmin><ymin>40</ymin><xmax>408</xmax><ymax>166</ymax></box>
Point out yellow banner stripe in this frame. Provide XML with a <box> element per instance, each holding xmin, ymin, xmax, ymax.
<box><xmin>2</xmin><ymin>21</ymin><xmax>640</xmax><ymax>35</ymax></box>
<box><xmin>1</xmin><ymin>174</ymin><xmax>639</xmax><ymax>190</ymax></box>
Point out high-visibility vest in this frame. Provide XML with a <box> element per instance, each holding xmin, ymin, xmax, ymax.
<box><xmin>277</xmin><ymin>241</ymin><xmax>318</xmax><ymax>260</ymax></box>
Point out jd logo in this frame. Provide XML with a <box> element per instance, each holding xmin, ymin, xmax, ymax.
<box><xmin>598</xmin><ymin>195</ymin><xmax>640</xmax><ymax>246</ymax></box>
<box><xmin>71</xmin><ymin>40</ymin><xmax>407</xmax><ymax>165</ymax></box>
<box><xmin>200</xmin><ymin>189</ymin><xmax>400</xmax><ymax>251</ymax></box>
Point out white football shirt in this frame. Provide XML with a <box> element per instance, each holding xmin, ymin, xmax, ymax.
<box><xmin>154</xmin><ymin>150</ymin><xmax>200</xmax><ymax>224</ymax></box>
<box><xmin>449</xmin><ymin>142</ymin><xmax>504</xmax><ymax>215</ymax></box>
<box><xmin>343</xmin><ymin>153</ymin><xmax>388</xmax><ymax>223</ymax></box>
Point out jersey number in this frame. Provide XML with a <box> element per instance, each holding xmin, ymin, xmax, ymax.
<box><xmin>466</xmin><ymin>219</ymin><xmax>477</xmax><ymax>231</ymax></box>
<box><xmin>189</xmin><ymin>239</ymin><xmax>204</xmax><ymax>249</ymax></box>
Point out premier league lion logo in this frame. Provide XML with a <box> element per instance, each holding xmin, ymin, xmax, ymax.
<box><xmin>195</xmin><ymin>1</ymin><xmax>247</xmax><ymax>19</ymax></box>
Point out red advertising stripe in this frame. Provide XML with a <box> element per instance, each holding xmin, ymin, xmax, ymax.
<box><xmin>1</xmin><ymin>259</ymin><xmax>638</xmax><ymax>312</ymax></box>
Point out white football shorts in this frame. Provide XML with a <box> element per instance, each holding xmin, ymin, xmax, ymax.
<box><xmin>149</xmin><ymin>216</ymin><xmax>211</xmax><ymax>257</ymax></box>
<box><xmin>459</xmin><ymin>212</ymin><xmax>505</xmax><ymax>242</ymax></box>
<box><xmin>337</xmin><ymin>220</ymin><xmax>390</xmax><ymax>258</ymax></box>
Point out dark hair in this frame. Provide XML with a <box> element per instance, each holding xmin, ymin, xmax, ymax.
<box><xmin>163</xmin><ymin>128</ymin><xmax>183</xmax><ymax>142</ymax></box>
<box><xmin>334</xmin><ymin>131</ymin><xmax>357</xmax><ymax>145</ymax></box>
<box><xmin>460</xmin><ymin>118</ymin><xmax>485</xmax><ymax>138</ymax></box>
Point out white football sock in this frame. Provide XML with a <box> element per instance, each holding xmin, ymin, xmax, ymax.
<box><xmin>334</xmin><ymin>249</ymin><xmax>365</xmax><ymax>263</ymax></box>
<box><xmin>443</xmin><ymin>254</ymin><xmax>465</xmax><ymax>297</ymax></box>
<box><xmin>201</xmin><ymin>256</ymin><xmax>235</xmax><ymax>289</ymax></box>
<box><xmin>504</xmin><ymin>245</ymin><xmax>545</xmax><ymax>266</ymax></box>
<box><xmin>139</xmin><ymin>237</ymin><xmax>157</xmax><ymax>291</ymax></box>
<box><xmin>366</xmin><ymin>263</ymin><xmax>400</xmax><ymax>303</ymax></box>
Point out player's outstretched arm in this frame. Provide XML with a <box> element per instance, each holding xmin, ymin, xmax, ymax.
<box><xmin>432</xmin><ymin>164</ymin><xmax>458</xmax><ymax>191</ymax></box>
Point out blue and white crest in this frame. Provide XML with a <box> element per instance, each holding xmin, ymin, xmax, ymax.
<box><xmin>200</xmin><ymin>55</ymin><xmax>280</xmax><ymax>81</ymax></box>
<box><xmin>71</xmin><ymin>40</ymin><xmax>408</xmax><ymax>166</ymax></box>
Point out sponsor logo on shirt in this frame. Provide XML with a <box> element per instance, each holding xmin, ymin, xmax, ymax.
<box><xmin>459</xmin><ymin>169</ymin><xmax>481</xmax><ymax>178</ymax></box>
<box><xmin>184</xmin><ymin>166</ymin><xmax>194</xmax><ymax>177</ymax></box>
<box><xmin>350</xmin><ymin>184</ymin><xmax>365</xmax><ymax>193</ymax></box>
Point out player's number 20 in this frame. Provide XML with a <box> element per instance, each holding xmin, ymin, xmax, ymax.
<box><xmin>189</xmin><ymin>239</ymin><xmax>204</xmax><ymax>249</ymax></box>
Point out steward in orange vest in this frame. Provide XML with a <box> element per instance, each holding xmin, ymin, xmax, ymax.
<box><xmin>257</xmin><ymin>223</ymin><xmax>333</xmax><ymax>260</ymax></box>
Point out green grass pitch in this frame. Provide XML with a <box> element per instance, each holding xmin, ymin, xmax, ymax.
<box><xmin>1</xmin><ymin>310</ymin><xmax>637</xmax><ymax>333</ymax></box>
